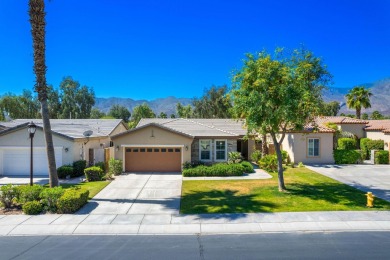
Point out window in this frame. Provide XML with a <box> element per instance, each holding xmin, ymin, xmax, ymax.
<box><xmin>154</xmin><ymin>148</ymin><xmax>159</xmax><ymax>152</ymax></box>
<box><xmin>168</xmin><ymin>148</ymin><xmax>174</xmax><ymax>152</ymax></box>
<box><xmin>147</xmin><ymin>148</ymin><xmax>152</xmax><ymax>152</ymax></box>
<box><xmin>215</xmin><ymin>140</ymin><xmax>227</xmax><ymax>161</ymax></box>
<box><xmin>140</xmin><ymin>148</ymin><xmax>146</xmax><ymax>152</ymax></box>
<box><xmin>161</xmin><ymin>148</ymin><xmax>167</xmax><ymax>152</ymax></box>
<box><xmin>126</xmin><ymin>148</ymin><xmax>131</xmax><ymax>152</ymax></box>
<box><xmin>175</xmin><ymin>148</ymin><xmax>180</xmax><ymax>152</ymax></box>
<box><xmin>308</xmin><ymin>138</ymin><xmax>320</xmax><ymax>157</ymax></box>
<box><xmin>199</xmin><ymin>140</ymin><xmax>211</xmax><ymax>161</ymax></box>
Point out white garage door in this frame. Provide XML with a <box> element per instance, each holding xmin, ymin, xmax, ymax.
<box><xmin>0</xmin><ymin>147</ymin><xmax>63</xmax><ymax>176</ymax></box>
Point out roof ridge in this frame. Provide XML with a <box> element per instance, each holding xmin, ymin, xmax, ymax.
<box><xmin>185</xmin><ymin>118</ymin><xmax>238</xmax><ymax>136</ymax></box>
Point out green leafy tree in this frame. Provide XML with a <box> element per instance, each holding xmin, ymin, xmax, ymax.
<box><xmin>361</xmin><ymin>113</ymin><xmax>369</xmax><ymax>120</ymax></box>
<box><xmin>320</xmin><ymin>101</ymin><xmax>340</xmax><ymax>116</ymax></box>
<box><xmin>29</xmin><ymin>0</ymin><xmax>58</xmax><ymax>187</ymax></box>
<box><xmin>129</xmin><ymin>103</ymin><xmax>156</xmax><ymax>128</ymax></box>
<box><xmin>0</xmin><ymin>91</ymin><xmax>40</xmax><ymax>119</ymax></box>
<box><xmin>58</xmin><ymin>77</ymin><xmax>95</xmax><ymax>119</ymax></box>
<box><xmin>371</xmin><ymin>110</ymin><xmax>384</xmax><ymax>120</ymax></box>
<box><xmin>231</xmin><ymin>48</ymin><xmax>331</xmax><ymax>191</ymax></box>
<box><xmin>108</xmin><ymin>104</ymin><xmax>131</xmax><ymax>122</ymax></box>
<box><xmin>46</xmin><ymin>85</ymin><xmax>61</xmax><ymax>119</ymax></box>
<box><xmin>176</xmin><ymin>103</ymin><xmax>193</xmax><ymax>118</ymax></box>
<box><xmin>158</xmin><ymin>112</ymin><xmax>168</xmax><ymax>118</ymax></box>
<box><xmin>345</xmin><ymin>86</ymin><xmax>372</xmax><ymax>119</ymax></box>
<box><xmin>90</xmin><ymin>108</ymin><xmax>106</xmax><ymax>119</ymax></box>
<box><xmin>193</xmin><ymin>85</ymin><xmax>232</xmax><ymax>118</ymax></box>
<box><xmin>170</xmin><ymin>114</ymin><xmax>176</xmax><ymax>118</ymax></box>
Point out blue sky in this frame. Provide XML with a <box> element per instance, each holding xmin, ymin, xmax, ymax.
<box><xmin>0</xmin><ymin>0</ymin><xmax>389</xmax><ymax>100</ymax></box>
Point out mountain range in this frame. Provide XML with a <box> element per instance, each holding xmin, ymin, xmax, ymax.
<box><xmin>94</xmin><ymin>78</ymin><xmax>390</xmax><ymax>116</ymax></box>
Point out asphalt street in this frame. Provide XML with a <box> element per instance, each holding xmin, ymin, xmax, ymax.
<box><xmin>1</xmin><ymin>232</ymin><xmax>390</xmax><ymax>260</ymax></box>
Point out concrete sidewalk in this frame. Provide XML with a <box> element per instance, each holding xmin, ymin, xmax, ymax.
<box><xmin>1</xmin><ymin>211</ymin><xmax>390</xmax><ymax>236</ymax></box>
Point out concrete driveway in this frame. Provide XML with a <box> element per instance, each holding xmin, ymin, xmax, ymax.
<box><xmin>78</xmin><ymin>172</ymin><xmax>182</xmax><ymax>215</ymax></box>
<box><xmin>306</xmin><ymin>165</ymin><xmax>390</xmax><ymax>202</ymax></box>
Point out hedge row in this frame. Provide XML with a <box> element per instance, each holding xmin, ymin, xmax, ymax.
<box><xmin>57</xmin><ymin>160</ymin><xmax>87</xmax><ymax>179</ymax></box>
<box><xmin>333</xmin><ymin>150</ymin><xmax>361</xmax><ymax>164</ymax></box>
<box><xmin>374</xmin><ymin>151</ymin><xmax>389</xmax><ymax>164</ymax></box>
<box><xmin>182</xmin><ymin>162</ymin><xmax>254</xmax><ymax>177</ymax></box>
<box><xmin>0</xmin><ymin>184</ymin><xmax>89</xmax><ymax>215</ymax></box>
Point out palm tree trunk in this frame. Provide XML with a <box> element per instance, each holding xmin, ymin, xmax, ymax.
<box><xmin>356</xmin><ymin>107</ymin><xmax>361</xmax><ymax>119</ymax></box>
<box><xmin>29</xmin><ymin>0</ymin><xmax>58</xmax><ymax>187</ymax></box>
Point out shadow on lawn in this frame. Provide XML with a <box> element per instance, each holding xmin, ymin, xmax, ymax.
<box><xmin>180</xmin><ymin>189</ymin><xmax>275</xmax><ymax>215</ymax></box>
<box><xmin>288</xmin><ymin>182</ymin><xmax>390</xmax><ymax>209</ymax></box>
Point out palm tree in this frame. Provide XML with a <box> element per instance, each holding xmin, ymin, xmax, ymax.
<box><xmin>29</xmin><ymin>0</ymin><xmax>59</xmax><ymax>187</ymax></box>
<box><xmin>345</xmin><ymin>86</ymin><xmax>373</xmax><ymax>119</ymax></box>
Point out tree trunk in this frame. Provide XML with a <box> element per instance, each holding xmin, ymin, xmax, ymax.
<box><xmin>356</xmin><ymin>107</ymin><xmax>361</xmax><ymax>119</ymax></box>
<box><xmin>29</xmin><ymin>0</ymin><xmax>58</xmax><ymax>187</ymax></box>
<box><xmin>261</xmin><ymin>134</ymin><xmax>268</xmax><ymax>156</ymax></box>
<box><xmin>41</xmin><ymin>100</ymin><xmax>59</xmax><ymax>187</ymax></box>
<box><xmin>270</xmin><ymin>133</ymin><xmax>286</xmax><ymax>191</ymax></box>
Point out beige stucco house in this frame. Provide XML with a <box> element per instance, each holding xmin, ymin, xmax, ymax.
<box><xmin>111</xmin><ymin>118</ymin><xmax>254</xmax><ymax>172</ymax></box>
<box><xmin>365</xmin><ymin>120</ymin><xmax>390</xmax><ymax>150</ymax></box>
<box><xmin>0</xmin><ymin>119</ymin><xmax>127</xmax><ymax>176</ymax></box>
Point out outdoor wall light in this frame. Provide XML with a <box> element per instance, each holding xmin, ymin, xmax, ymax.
<box><xmin>185</xmin><ymin>145</ymin><xmax>188</xmax><ymax>151</ymax></box>
<box><xmin>64</xmin><ymin>147</ymin><xmax>69</xmax><ymax>152</ymax></box>
<box><xmin>116</xmin><ymin>145</ymin><xmax>119</xmax><ymax>151</ymax></box>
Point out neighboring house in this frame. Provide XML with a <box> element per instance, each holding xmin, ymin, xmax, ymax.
<box><xmin>0</xmin><ymin>119</ymin><xmax>127</xmax><ymax>176</ymax></box>
<box><xmin>365</xmin><ymin>120</ymin><xmax>390</xmax><ymax>150</ymax></box>
<box><xmin>111</xmin><ymin>118</ymin><xmax>254</xmax><ymax>172</ymax></box>
<box><xmin>280</xmin><ymin>116</ymin><xmax>369</xmax><ymax>165</ymax></box>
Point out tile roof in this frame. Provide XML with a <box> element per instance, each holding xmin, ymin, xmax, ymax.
<box><xmin>365</xmin><ymin>120</ymin><xmax>390</xmax><ymax>133</ymax></box>
<box><xmin>315</xmin><ymin>116</ymin><xmax>368</xmax><ymax>125</ymax></box>
<box><xmin>0</xmin><ymin>119</ymin><xmax>125</xmax><ymax>139</ymax></box>
<box><xmin>137</xmin><ymin>118</ymin><xmax>247</xmax><ymax>137</ymax></box>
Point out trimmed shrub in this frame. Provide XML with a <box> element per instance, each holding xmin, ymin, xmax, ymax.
<box><xmin>374</xmin><ymin>151</ymin><xmax>389</xmax><ymax>164</ymax></box>
<box><xmin>298</xmin><ymin>162</ymin><xmax>304</xmax><ymax>168</ymax></box>
<box><xmin>0</xmin><ymin>184</ymin><xmax>19</xmax><ymax>208</ymax></box>
<box><xmin>281</xmin><ymin>150</ymin><xmax>289</xmax><ymax>164</ymax></box>
<box><xmin>73</xmin><ymin>160</ymin><xmax>87</xmax><ymax>177</ymax></box>
<box><xmin>250</xmin><ymin>150</ymin><xmax>262</xmax><ymax>162</ymax></box>
<box><xmin>182</xmin><ymin>163</ymin><xmax>246</xmax><ymax>177</ymax></box>
<box><xmin>22</xmin><ymin>201</ymin><xmax>43</xmax><ymax>215</ymax></box>
<box><xmin>367</xmin><ymin>140</ymin><xmax>384</xmax><ymax>151</ymax></box>
<box><xmin>94</xmin><ymin>162</ymin><xmax>106</xmax><ymax>172</ymax></box>
<box><xmin>360</xmin><ymin>138</ymin><xmax>371</xmax><ymax>159</ymax></box>
<box><xmin>84</xmin><ymin>166</ymin><xmax>104</xmax><ymax>182</ymax></box>
<box><xmin>40</xmin><ymin>187</ymin><xmax>64</xmax><ymax>213</ymax></box>
<box><xmin>259</xmin><ymin>154</ymin><xmax>278</xmax><ymax>172</ymax></box>
<box><xmin>17</xmin><ymin>185</ymin><xmax>43</xmax><ymax>204</ymax></box>
<box><xmin>108</xmin><ymin>158</ymin><xmax>123</xmax><ymax>176</ymax></box>
<box><xmin>228</xmin><ymin>151</ymin><xmax>243</xmax><ymax>164</ymax></box>
<box><xmin>57</xmin><ymin>165</ymin><xmax>74</xmax><ymax>179</ymax></box>
<box><xmin>333</xmin><ymin>150</ymin><xmax>361</xmax><ymax>164</ymax></box>
<box><xmin>337</xmin><ymin>138</ymin><xmax>357</xmax><ymax>150</ymax></box>
<box><xmin>240</xmin><ymin>161</ymin><xmax>255</xmax><ymax>173</ymax></box>
<box><xmin>56</xmin><ymin>188</ymin><xmax>89</xmax><ymax>214</ymax></box>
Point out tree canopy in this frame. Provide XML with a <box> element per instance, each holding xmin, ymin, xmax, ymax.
<box><xmin>176</xmin><ymin>103</ymin><xmax>193</xmax><ymax>118</ymax></box>
<box><xmin>128</xmin><ymin>103</ymin><xmax>156</xmax><ymax>128</ymax></box>
<box><xmin>345</xmin><ymin>86</ymin><xmax>372</xmax><ymax>119</ymax></box>
<box><xmin>193</xmin><ymin>85</ymin><xmax>232</xmax><ymax>118</ymax></box>
<box><xmin>320</xmin><ymin>101</ymin><xmax>340</xmax><ymax>116</ymax></box>
<box><xmin>231</xmin><ymin>47</ymin><xmax>331</xmax><ymax>191</ymax></box>
<box><xmin>108</xmin><ymin>104</ymin><xmax>131</xmax><ymax>122</ymax></box>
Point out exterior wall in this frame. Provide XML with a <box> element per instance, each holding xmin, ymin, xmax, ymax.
<box><xmin>339</xmin><ymin>124</ymin><xmax>366</xmax><ymax>139</ymax></box>
<box><xmin>110</xmin><ymin>123</ymin><xmax>128</xmax><ymax>136</ymax></box>
<box><xmin>191</xmin><ymin>138</ymin><xmax>237</xmax><ymax>163</ymax></box>
<box><xmin>0</xmin><ymin>127</ymin><xmax>74</xmax><ymax>166</ymax></box>
<box><xmin>247</xmin><ymin>139</ymin><xmax>256</xmax><ymax>161</ymax></box>
<box><xmin>366</xmin><ymin>131</ymin><xmax>390</xmax><ymax>150</ymax></box>
<box><xmin>282</xmin><ymin>132</ymin><xmax>334</xmax><ymax>164</ymax></box>
<box><xmin>73</xmin><ymin>137</ymin><xmax>111</xmax><ymax>165</ymax></box>
<box><xmin>112</xmin><ymin>125</ymin><xmax>194</xmax><ymax>169</ymax></box>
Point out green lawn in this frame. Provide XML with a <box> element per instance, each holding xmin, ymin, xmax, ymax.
<box><xmin>181</xmin><ymin>167</ymin><xmax>390</xmax><ymax>214</ymax></box>
<box><xmin>60</xmin><ymin>181</ymin><xmax>110</xmax><ymax>199</ymax></box>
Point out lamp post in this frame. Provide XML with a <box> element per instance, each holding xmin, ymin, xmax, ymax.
<box><xmin>27</xmin><ymin>121</ymin><xmax>37</xmax><ymax>186</ymax></box>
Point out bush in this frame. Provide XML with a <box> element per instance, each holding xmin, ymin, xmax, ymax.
<box><xmin>281</xmin><ymin>150</ymin><xmax>289</xmax><ymax>164</ymax></box>
<box><xmin>360</xmin><ymin>138</ymin><xmax>371</xmax><ymax>159</ymax></box>
<box><xmin>108</xmin><ymin>158</ymin><xmax>123</xmax><ymax>176</ymax></box>
<box><xmin>374</xmin><ymin>151</ymin><xmax>389</xmax><ymax>164</ymax></box>
<box><xmin>367</xmin><ymin>140</ymin><xmax>384</xmax><ymax>153</ymax></box>
<box><xmin>0</xmin><ymin>184</ymin><xmax>19</xmax><ymax>208</ymax></box>
<box><xmin>333</xmin><ymin>150</ymin><xmax>361</xmax><ymax>164</ymax></box>
<box><xmin>182</xmin><ymin>163</ymin><xmax>246</xmax><ymax>177</ymax></box>
<box><xmin>251</xmin><ymin>150</ymin><xmax>262</xmax><ymax>162</ymax></box>
<box><xmin>17</xmin><ymin>185</ymin><xmax>43</xmax><ymax>204</ymax></box>
<box><xmin>240</xmin><ymin>161</ymin><xmax>254</xmax><ymax>173</ymax></box>
<box><xmin>22</xmin><ymin>201</ymin><xmax>43</xmax><ymax>215</ymax></box>
<box><xmin>94</xmin><ymin>162</ymin><xmax>106</xmax><ymax>172</ymax></box>
<box><xmin>259</xmin><ymin>154</ymin><xmax>278</xmax><ymax>172</ymax></box>
<box><xmin>228</xmin><ymin>151</ymin><xmax>243</xmax><ymax>164</ymax></box>
<box><xmin>73</xmin><ymin>160</ymin><xmax>87</xmax><ymax>177</ymax></box>
<box><xmin>84</xmin><ymin>166</ymin><xmax>104</xmax><ymax>182</ymax></box>
<box><xmin>298</xmin><ymin>162</ymin><xmax>304</xmax><ymax>168</ymax></box>
<box><xmin>337</xmin><ymin>138</ymin><xmax>357</xmax><ymax>150</ymax></box>
<box><xmin>57</xmin><ymin>165</ymin><xmax>74</xmax><ymax>179</ymax></box>
<box><xmin>56</xmin><ymin>188</ymin><xmax>89</xmax><ymax>214</ymax></box>
<box><xmin>40</xmin><ymin>187</ymin><xmax>64</xmax><ymax>213</ymax></box>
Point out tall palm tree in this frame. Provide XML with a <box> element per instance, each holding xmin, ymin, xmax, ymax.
<box><xmin>29</xmin><ymin>0</ymin><xmax>59</xmax><ymax>187</ymax></box>
<box><xmin>345</xmin><ymin>86</ymin><xmax>373</xmax><ymax>119</ymax></box>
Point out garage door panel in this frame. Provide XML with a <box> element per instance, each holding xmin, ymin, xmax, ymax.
<box><xmin>1</xmin><ymin>148</ymin><xmax>62</xmax><ymax>176</ymax></box>
<box><xmin>125</xmin><ymin>147</ymin><xmax>181</xmax><ymax>172</ymax></box>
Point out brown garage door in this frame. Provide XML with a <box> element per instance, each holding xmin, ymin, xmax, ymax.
<box><xmin>125</xmin><ymin>147</ymin><xmax>181</xmax><ymax>172</ymax></box>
